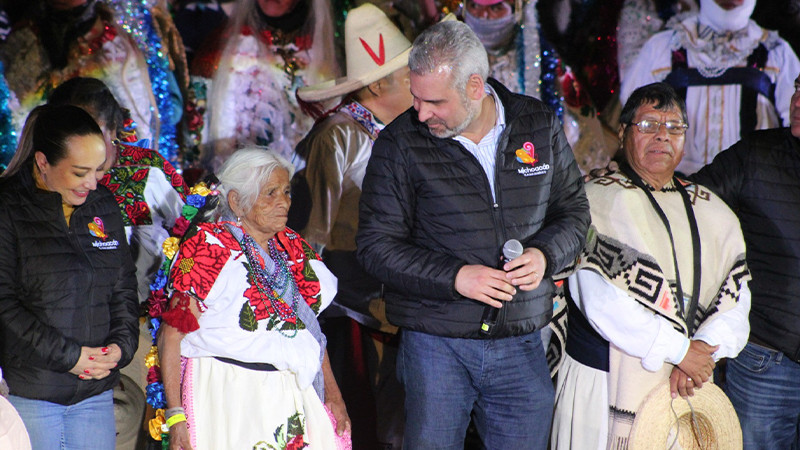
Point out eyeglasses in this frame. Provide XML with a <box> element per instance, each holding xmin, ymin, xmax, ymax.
<box><xmin>628</xmin><ymin>119</ymin><xmax>689</xmax><ymax>135</ymax></box>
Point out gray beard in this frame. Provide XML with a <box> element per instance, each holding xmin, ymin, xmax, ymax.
<box><xmin>428</xmin><ymin>98</ymin><xmax>480</xmax><ymax>139</ymax></box>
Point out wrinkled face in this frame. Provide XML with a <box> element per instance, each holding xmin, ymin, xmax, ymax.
<box><xmin>622</xmin><ymin>102</ymin><xmax>686</xmax><ymax>184</ymax></box>
<box><xmin>257</xmin><ymin>0</ymin><xmax>300</xmax><ymax>17</ymax></box>
<box><xmin>410</xmin><ymin>70</ymin><xmax>478</xmax><ymax>138</ymax></box>
<box><xmin>36</xmin><ymin>134</ymin><xmax>106</xmax><ymax>206</ymax></box>
<box><xmin>381</xmin><ymin>67</ymin><xmax>413</xmax><ymax>124</ymax></box>
<box><xmin>239</xmin><ymin>168</ymin><xmax>292</xmax><ymax>243</ymax></box>
<box><xmin>465</xmin><ymin>0</ymin><xmax>513</xmax><ymax>19</ymax></box>
<box><xmin>791</xmin><ymin>74</ymin><xmax>800</xmax><ymax>139</ymax></box>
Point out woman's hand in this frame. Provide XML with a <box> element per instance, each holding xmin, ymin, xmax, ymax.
<box><xmin>321</xmin><ymin>350</ymin><xmax>351</xmax><ymax>436</ymax></box>
<box><xmin>69</xmin><ymin>346</ymin><xmax>119</xmax><ymax>380</ymax></box>
<box><xmin>168</xmin><ymin>421</ymin><xmax>194</xmax><ymax>450</ymax></box>
<box><xmin>326</xmin><ymin>393</ymin><xmax>351</xmax><ymax>436</ymax></box>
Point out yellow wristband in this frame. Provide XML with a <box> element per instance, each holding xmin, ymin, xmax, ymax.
<box><xmin>165</xmin><ymin>413</ymin><xmax>187</xmax><ymax>428</ymax></box>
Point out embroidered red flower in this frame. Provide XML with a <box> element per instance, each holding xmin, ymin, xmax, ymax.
<box><xmin>105</xmin><ymin>182</ymin><xmax>122</xmax><ymax>196</ymax></box>
<box><xmin>170</xmin><ymin>226</ymin><xmax>234</xmax><ymax>299</ymax></box>
<box><xmin>170</xmin><ymin>171</ymin><xmax>187</xmax><ymax>193</ymax></box>
<box><xmin>120</xmin><ymin>146</ymin><xmax>150</xmax><ymax>163</ymax></box>
<box><xmin>125</xmin><ymin>200</ymin><xmax>150</xmax><ymax>225</ymax></box>
<box><xmin>243</xmin><ymin>284</ymin><xmax>274</xmax><ymax>321</ymax></box>
<box><xmin>207</xmin><ymin>223</ymin><xmax>241</xmax><ymax>251</ymax></box>
<box><xmin>294</xmin><ymin>277</ymin><xmax>321</xmax><ymax>307</ymax></box>
<box><xmin>286</xmin><ymin>434</ymin><xmax>307</xmax><ymax>450</ymax></box>
<box><xmin>131</xmin><ymin>168</ymin><xmax>148</xmax><ymax>182</ymax></box>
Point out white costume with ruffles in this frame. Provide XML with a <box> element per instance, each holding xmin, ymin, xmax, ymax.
<box><xmin>621</xmin><ymin>16</ymin><xmax>800</xmax><ymax>174</ymax></box>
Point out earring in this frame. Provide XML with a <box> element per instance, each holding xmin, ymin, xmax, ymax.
<box><xmin>236</xmin><ymin>216</ymin><xmax>242</xmax><ymax>226</ymax></box>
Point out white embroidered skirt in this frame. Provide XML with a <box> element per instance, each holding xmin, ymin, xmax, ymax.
<box><xmin>182</xmin><ymin>356</ymin><xmax>341</xmax><ymax>449</ymax></box>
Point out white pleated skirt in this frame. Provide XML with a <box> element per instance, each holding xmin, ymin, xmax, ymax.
<box><xmin>551</xmin><ymin>354</ymin><xmax>609</xmax><ymax>450</ymax></box>
<box><xmin>182</xmin><ymin>356</ymin><xmax>344</xmax><ymax>450</ymax></box>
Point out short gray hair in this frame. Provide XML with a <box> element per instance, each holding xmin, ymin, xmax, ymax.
<box><xmin>213</xmin><ymin>147</ymin><xmax>294</xmax><ymax>220</ymax></box>
<box><xmin>408</xmin><ymin>20</ymin><xmax>489</xmax><ymax>92</ymax></box>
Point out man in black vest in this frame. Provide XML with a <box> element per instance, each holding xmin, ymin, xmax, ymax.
<box><xmin>691</xmin><ymin>71</ymin><xmax>800</xmax><ymax>449</ymax></box>
<box><xmin>356</xmin><ymin>20</ymin><xmax>589</xmax><ymax>449</ymax></box>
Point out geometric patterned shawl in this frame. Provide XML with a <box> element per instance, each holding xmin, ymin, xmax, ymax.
<box><xmin>577</xmin><ymin>173</ymin><xmax>750</xmax><ymax>448</ymax></box>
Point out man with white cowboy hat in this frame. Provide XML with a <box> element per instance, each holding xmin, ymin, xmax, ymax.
<box><xmin>295</xmin><ymin>4</ymin><xmax>453</xmax><ymax>448</ymax></box>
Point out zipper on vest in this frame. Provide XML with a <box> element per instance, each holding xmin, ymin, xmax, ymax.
<box><xmin>488</xmin><ymin>127</ymin><xmax>512</xmax><ymax>335</ymax></box>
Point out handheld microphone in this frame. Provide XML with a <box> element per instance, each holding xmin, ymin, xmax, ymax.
<box><xmin>479</xmin><ymin>239</ymin><xmax>523</xmax><ymax>336</ymax></box>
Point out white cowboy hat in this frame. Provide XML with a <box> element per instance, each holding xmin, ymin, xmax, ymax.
<box><xmin>629</xmin><ymin>380</ymin><xmax>743</xmax><ymax>449</ymax></box>
<box><xmin>298</xmin><ymin>4</ymin><xmax>452</xmax><ymax>102</ymax></box>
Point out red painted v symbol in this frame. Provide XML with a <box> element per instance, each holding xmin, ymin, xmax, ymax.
<box><xmin>360</xmin><ymin>34</ymin><xmax>385</xmax><ymax>66</ymax></box>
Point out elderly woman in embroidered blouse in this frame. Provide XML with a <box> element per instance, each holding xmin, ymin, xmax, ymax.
<box><xmin>158</xmin><ymin>148</ymin><xmax>350</xmax><ymax>450</ymax></box>
<box><xmin>551</xmin><ymin>82</ymin><xmax>751</xmax><ymax>449</ymax></box>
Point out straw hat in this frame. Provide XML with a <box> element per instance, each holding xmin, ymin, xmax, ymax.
<box><xmin>299</xmin><ymin>5</ymin><xmax>454</xmax><ymax>102</ymax></box>
<box><xmin>297</xmin><ymin>4</ymin><xmax>410</xmax><ymax>102</ymax></box>
<box><xmin>629</xmin><ymin>380</ymin><xmax>742</xmax><ymax>449</ymax></box>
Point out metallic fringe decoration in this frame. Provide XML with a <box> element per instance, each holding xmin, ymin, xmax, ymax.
<box><xmin>538</xmin><ymin>31</ymin><xmax>564</xmax><ymax>123</ymax></box>
<box><xmin>0</xmin><ymin>62</ymin><xmax>17</xmax><ymax>171</ymax></box>
<box><xmin>107</xmin><ymin>0</ymin><xmax>181</xmax><ymax>168</ymax></box>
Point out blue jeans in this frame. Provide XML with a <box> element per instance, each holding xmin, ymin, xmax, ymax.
<box><xmin>9</xmin><ymin>389</ymin><xmax>116</xmax><ymax>450</ymax></box>
<box><xmin>725</xmin><ymin>342</ymin><xmax>800</xmax><ymax>450</ymax></box>
<box><xmin>398</xmin><ymin>329</ymin><xmax>554</xmax><ymax>450</ymax></box>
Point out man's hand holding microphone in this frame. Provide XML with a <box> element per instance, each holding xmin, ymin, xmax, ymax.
<box><xmin>453</xmin><ymin>239</ymin><xmax>548</xmax><ymax>335</ymax></box>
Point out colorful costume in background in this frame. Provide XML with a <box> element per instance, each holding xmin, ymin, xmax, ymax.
<box><xmin>1</xmin><ymin>1</ymin><xmax>160</xmax><ymax>151</ymax></box>
<box><xmin>106</xmin><ymin>0</ymin><xmax>190</xmax><ymax>166</ymax></box>
<box><xmin>159</xmin><ymin>222</ymin><xmax>343</xmax><ymax>449</ymax></box>
<box><xmin>187</xmin><ymin>0</ymin><xmax>339</xmax><ymax>171</ymax></box>
<box><xmin>0</xmin><ymin>61</ymin><xmax>16</xmax><ymax>171</ymax></box>
<box><xmin>551</xmin><ymin>171</ymin><xmax>751</xmax><ymax>449</ymax></box>
<box><xmin>621</xmin><ymin>14</ymin><xmax>800</xmax><ymax>174</ymax></box>
<box><xmin>101</xmin><ymin>144</ymin><xmax>188</xmax><ymax>303</ymax></box>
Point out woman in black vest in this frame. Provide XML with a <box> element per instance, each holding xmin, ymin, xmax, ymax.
<box><xmin>0</xmin><ymin>104</ymin><xmax>138</xmax><ymax>449</ymax></box>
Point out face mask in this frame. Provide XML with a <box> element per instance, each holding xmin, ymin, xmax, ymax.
<box><xmin>463</xmin><ymin>4</ymin><xmax>517</xmax><ymax>51</ymax></box>
<box><xmin>698</xmin><ymin>0</ymin><xmax>756</xmax><ymax>33</ymax></box>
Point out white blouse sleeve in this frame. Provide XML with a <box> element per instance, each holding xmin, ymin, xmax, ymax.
<box><xmin>569</xmin><ymin>269</ymin><xmax>689</xmax><ymax>372</ymax></box>
<box><xmin>309</xmin><ymin>259</ymin><xmax>338</xmax><ymax>313</ymax></box>
<box><xmin>693</xmin><ymin>280</ymin><xmax>751</xmax><ymax>360</ymax></box>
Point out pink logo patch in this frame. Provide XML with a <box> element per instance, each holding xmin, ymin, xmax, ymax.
<box><xmin>515</xmin><ymin>142</ymin><xmax>538</xmax><ymax>165</ymax></box>
<box><xmin>88</xmin><ymin>217</ymin><xmax>107</xmax><ymax>240</ymax></box>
